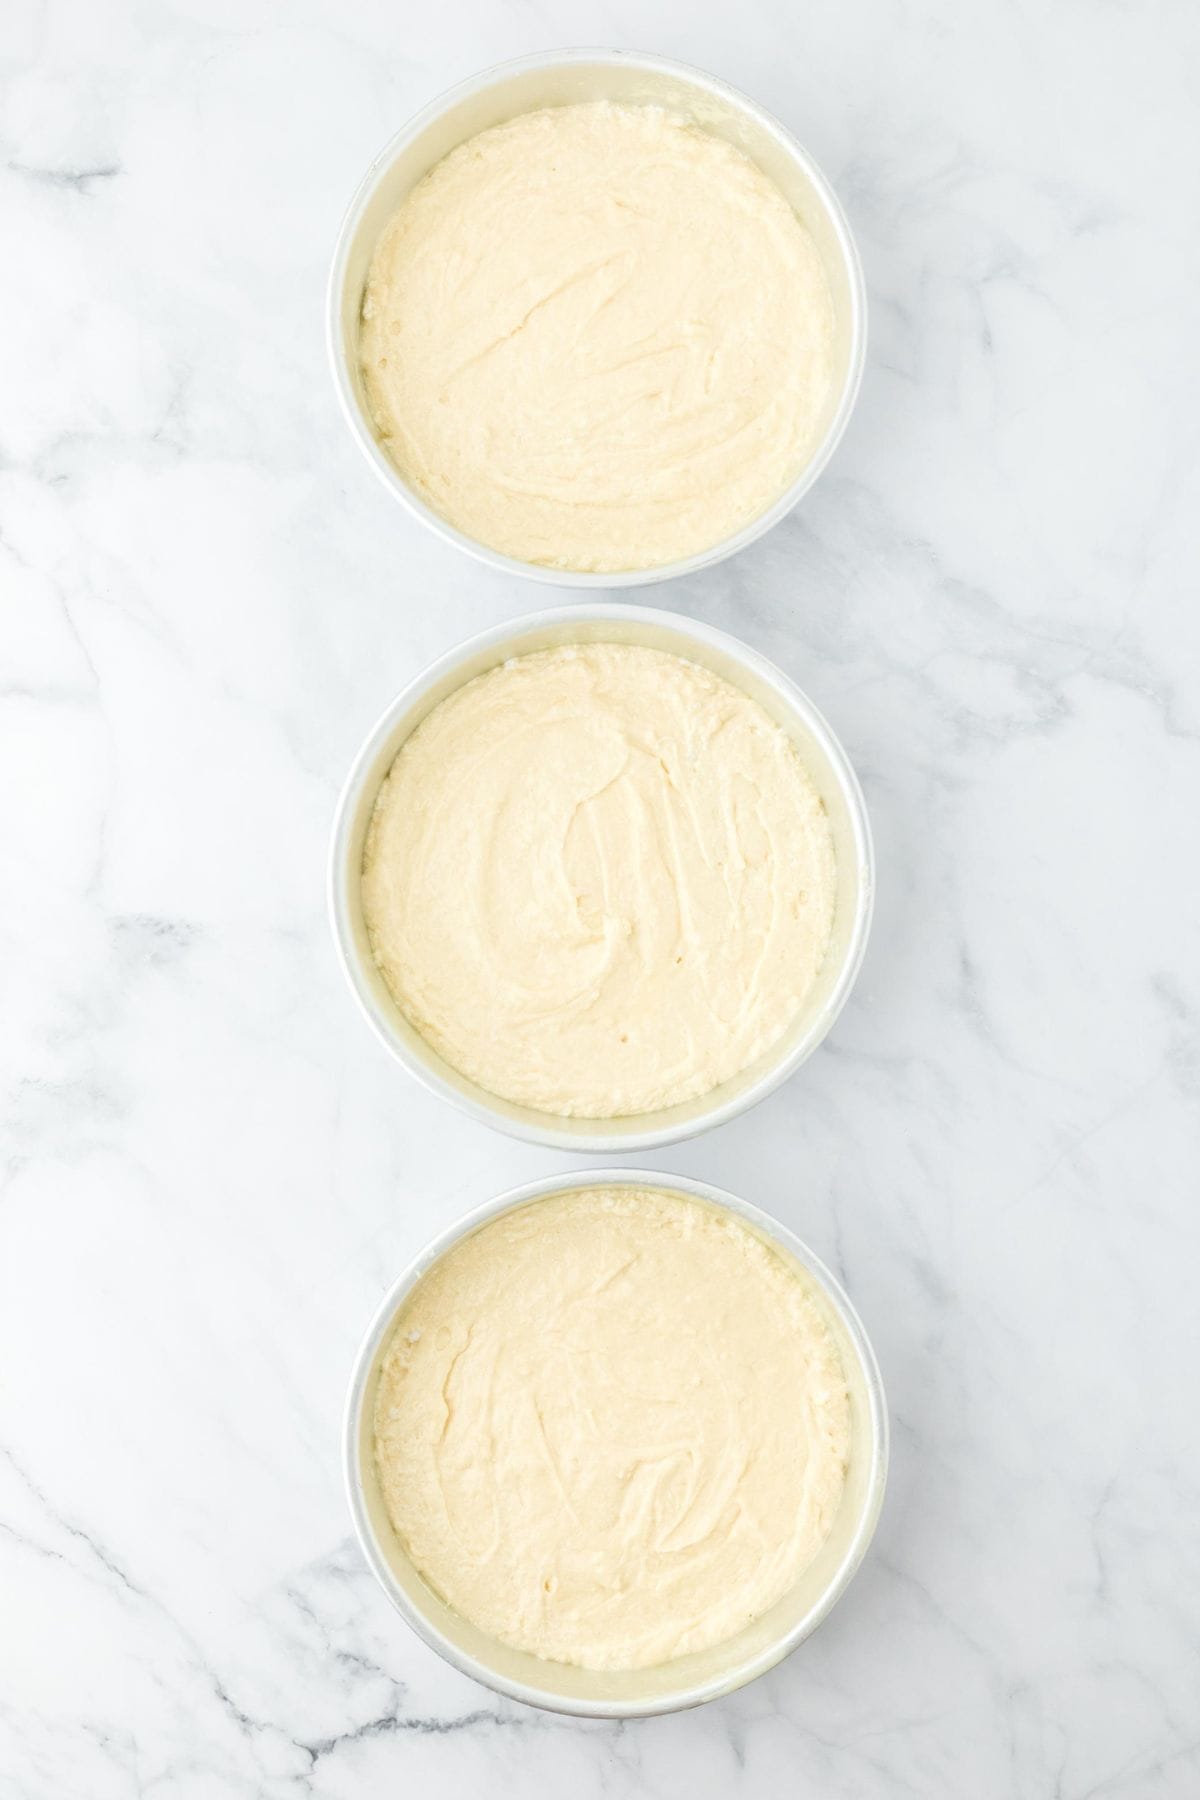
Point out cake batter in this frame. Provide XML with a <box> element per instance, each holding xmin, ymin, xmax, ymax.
<box><xmin>359</xmin><ymin>102</ymin><xmax>835</xmax><ymax>571</ymax></box>
<box><xmin>373</xmin><ymin>1186</ymin><xmax>851</xmax><ymax>1671</ymax></box>
<box><xmin>361</xmin><ymin>643</ymin><xmax>836</xmax><ymax>1119</ymax></box>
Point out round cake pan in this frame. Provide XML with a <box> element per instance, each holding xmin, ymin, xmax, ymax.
<box><xmin>327</xmin><ymin>48</ymin><xmax>866</xmax><ymax>586</ymax></box>
<box><xmin>328</xmin><ymin>604</ymin><xmax>874</xmax><ymax>1153</ymax></box>
<box><xmin>345</xmin><ymin>1168</ymin><xmax>888</xmax><ymax>1718</ymax></box>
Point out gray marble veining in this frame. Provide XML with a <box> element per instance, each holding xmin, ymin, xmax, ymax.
<box><xmin>1</xmin><ymin>1</ymin><xmax>1198</xmax><ymax>1794</ymax></box>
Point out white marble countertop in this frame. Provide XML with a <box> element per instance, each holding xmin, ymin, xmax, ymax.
<box><xmin>3</xmin><ymin>1</ymin><xmax>1198</xmax><ymax>1794</ymax></box>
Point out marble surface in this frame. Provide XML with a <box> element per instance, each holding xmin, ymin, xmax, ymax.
<box><xmin>2</xmin><ymin>0</ymin><xmax>1198</xmax><ymax>1794</ymax></box>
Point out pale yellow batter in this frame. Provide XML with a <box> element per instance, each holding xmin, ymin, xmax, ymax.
<box><xmin>359</xmin><ymin>102</ymin><xmax>835</xmax><ymax>572</ymax></box>
<box><xmin>361</xmin><ymin>643</ymin><xmax>836</xmax><ymax>1119</ymax></box>
<box><xmin>374</xmin><ymin>1186</ymin><xmax>851</xmax><ymax>1671</ymax></box>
